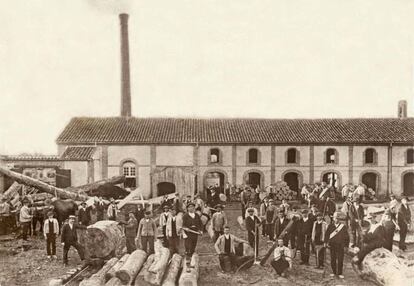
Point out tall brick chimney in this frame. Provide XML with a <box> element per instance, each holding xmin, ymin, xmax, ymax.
<box><xmin>398</xmin><ymin>100</ymin><xmax>407</xmax><ymax>118</ymax></box>
<box><xmin>120</xmin><ymin>13</ymin><xmax>132</xmax><ymax>117</ymax></box>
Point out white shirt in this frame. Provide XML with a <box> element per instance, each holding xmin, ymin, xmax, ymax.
<box><xmin>303</xmin><ymin>217</ymin><xmax>308</xmax><ymax>222</ymax></box>
<box><xmin>224</xmin><ymin>234</ymin><xmax>230</xmax><ymax>239</ymax></box>
<box><xmin>369</xmin><ymin>222</ymin><xmax>380</xmax><ymax>233</ymax></box>
<box><xmin>188</xmin><ymin>213</ymin><xmax>195</xmax><ymax>219</ymax></box>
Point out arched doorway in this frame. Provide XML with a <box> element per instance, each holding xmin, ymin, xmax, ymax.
<box><xmin>248</xmin><ymin>172</ymin><xmax>261</xmax><ymax>188</ymax></box>
<box><xmin>361</xmin><ymin>172</ymin><xmax>379</xmax><ymax>192</ymax></box>
<box><xmin>403</xmin><ymin>172</ymin><xmax>414</xmax><ymax>196</ymax></box>
<box><xmin>205</xmin><ymin>171</ymin><xmax>225</xmax><ymax>192</ymax></box>
<box><xmin>283</xmin><ymin>172</ymin><xmax>299</xmax><ymax>192</ymax></box>
<box><xmin>322</xmin><ymin>171</ymin><xmax>340</xmax><ymax>190</ymax></box>
<box><xmin>157</xmin><ymin>182</ymin><xmax>176</xmax><ymax>197</ymax></box>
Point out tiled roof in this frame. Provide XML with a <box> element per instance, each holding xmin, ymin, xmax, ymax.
<box><xmin>1</xmin><ymin>155</ymin><xmax>59</xmax><ymax>161</ymax></box>
<box><xmin>56</xmin><ymin>117</ymin><xmax>414</xmax><ymax>145</ymax></box>
<box><xmin>60</xmin><ymin>146</ymin><xmax>96</xmax><ymax>161</ymax></box>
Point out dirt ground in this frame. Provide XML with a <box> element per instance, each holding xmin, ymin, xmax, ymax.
<box><xmin>0</xmin><ymin>203</ymin><xmax>376</xmax><ymax>286</ymax></box>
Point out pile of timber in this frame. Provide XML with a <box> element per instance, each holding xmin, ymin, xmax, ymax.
<box><xmin>61</xmin><ymin>239</ymin><xmax>200</xmax><ymax>286</ymax></box>
<box><xmin>86</xmin><ymin>221</ymin><xmax>126</xmax><ymax>259</ymax></box>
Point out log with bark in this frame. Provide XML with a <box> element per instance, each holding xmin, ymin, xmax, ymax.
<box><xmin>105</xmin><ymin>254</ymin><xmax>130</xmax><ymax>282</ymax></box>
<box><xmin>178</xmin><ymin>254</ymin><xmax>199</xmax><ymax>286</ymax></box>
<box><xmin>145</xmin><ymin>241</ymin><xmax>171</xmax><ymax>285</ymax></box>
<box><xmin>66</xmin><ymin>176</ymin><xmax>125</xmax><ymax>194</ymax></box>
<box><xmin>2</xmin><ymin>182</ymin><xmax>21</xmax><ymax>201</ymax></box>
<box><xmin>79</xmin><ymin>257</ymin><xmax>119</xmax><ymax>286</ymax></box>
<box><xmin>105</xmin><ymin>277</ymin><xmax>123</xmax><ymax>286</ymax></box>
<box><xmin>161</xmin><ymin>254</ymin><xmax>183</xmax><ymax>286</ymax></box>
<box><xmin>0</xmin><ymin>166</ymin><xmax>89</xmax><ymax>201</ymax></box>
<box><xmin>115</xmin><ymin>249</ymin><xmax>148</xmax><ymax>284</ymax></box>
<box><xmin>134</xmin><ymin>254</ymin><xmax>155</xmax><ymax>286</ymax></box>
<box><xmin>86</xmin><ymin>221</ymin><xmax>126</xmax><ymax>259</ymax></box>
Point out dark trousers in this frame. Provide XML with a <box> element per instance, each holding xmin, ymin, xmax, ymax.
<box><xmin>329</xmin><ymin>243</ymin><xmax>345</xmax><ymax>275</ymax></box>
<box><xmin>96</xmin><ymin>212</ymin><xmax>104</xmax><ymax>221</ymax></box>
<box><xmin>271</xmin><ymin>258</ymin><xmax>289</xmax><ymax>275</ymax></box>
<box><xmin>314</xmin><ymin>245</ymin><xmax>325</xmax><ymax>267</ymax></box>
<box><xmin>162</xmin><ymin>225</ymin><xmax>169</xmax><ymax>247</ymax></box>
<box><xmin>357</xmin><ymin>240</ymin><xmax>384</xmax><ymax>262</ymax></box>
<box><xmin>46</xmin><ymin>234</ymin><xmax>56</xmax><ymax>255</ymax></box>
<box><xmin>141</xmin><ymin>236</ymin><xmax>155</xmax><ymax>254</ymax></box>
<box><xmin>241</xmin><ymin>204</ymin><xmax>246</xmax><ymax>220</ymax></box>
<box><xmin>63</xmin><ymin>242</ymin><xmax>85</xmax><ymax>264</ymax></box>
<box><xmin>290</xmin><ymin>232</ymin><xmax>297</xmax><ymax>249</ymax></box>
<box><xmin>21</xmin><ymin>222</ymin><xmax>31</xmax><ymax>240</ymax></box>
<box><xmin>126</xmin><ymin>236</ymin><xmax>136</xmax><ymax>254</ymax></box>
<box><xmin>399</xmin><ymin>223</ymin><xmax>408</xmax><ymax>250</ymax></box>
<box><xmin>219</xmin><ymin>253</ymin><xmax>236</xmax><ymax>272</ymax></box>
<box><xmin>298</xmin><ymin>235</ymin><xmax>311</xmax><ymax>263</ymax></box>
<box><xmin>168</xmin><ymin>235</ymin><xmax>180</xmax><ymax>254</ymax></box>
<box><xmin>350</xmin><ymin>222</ymin><xmax>361</xmax><ymax>248</ymax></box>
<box><xmin>266</xmin><ymin>223</ymin><xmax>274</xmax><ymax>240</ymax></box>
<box><xmin>247</xmin><ymin>231</ymin><xmax>259</xmax><ymax>257</ymax></box>
<box><xmin>32</xmin><ymin>216</ymin><xmax>43</xmax><ymax>235</ymax></box>
<box><xmin>214</xmin><ymin>230</ymin><xmax>224</xmax><ymax>242</ymax></box>
<box><xmin>184</xmin><ymin>233</ymin><xmax>198</xmax><ymax>258</ymax></box>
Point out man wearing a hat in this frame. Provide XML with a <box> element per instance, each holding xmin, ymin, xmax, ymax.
<box><xmin>352</xmin><ymin>211</ymin><xmax>386</xmax><ymax>268</ymax></box>
<box><xmin>124</xmin><ymin>212</ymin><xmax>138</xmax><ymax>254</ymax></box>
<box><xmin>275</xmin><ymin>209</ymin><xmax>290</xmax><ymax>246</ymax></box>
<box><xmin>297</xmin><ymin>209</ymin><xmax>313</xmax><ymax>265</ymax></box>
<box><xmin>43</xmin><ymin>211</ymin><xmax>59</xmax><ymax>259</ymax></box>
<box><xmin>78</xmin><ymin>202</ymin><xmax>91</xmax><ymax>226</ymax></box>
<box><xmin>348</xmin><ymin>197</ymin><xmax>364</xmax><ymax>248</ymax></box>
<box><xmin>263</xmin><ymin>199</ymin><xmax>277</xmax><ymax>241</ymax></box>
<box><xmin>107</xmin><ymin>198</ymin><xmax>118</xmax><ymax>221</ymax></box>
<box><xmin>397</xmin><ymin>196</ymin><xmax>411</xmax><ymax>251</ymax></box>
<box><xmin>19</xmin><ymin>198</ymin><xmax>33</xmax><ymax>241</ymax></box>
<box><xmin>311</xmin><ymin>212</ymin><xmax>327</xmax><ymax>269</ymax></box>
<box><xmin>211</xmin><ymin>204</ymin><xmax>228</xmax><ymax>242</ymax></box>
<box><xmin>159</xmin><ymin>205</ymin><xmax>171</xmax><ymax>247</ymax></box>
<box><xmin>382</xmin><ymin>209</ymin><xmax>397</xmax><ymax>251</ymax></box>
<box><xmin>137</xmin><ymin>211</ymin><xmax>157</xmax><ymax>254</ymax></box>
<box><xmin>182</xmin><ymin>202</ymin><xmax>203</xmax><ymax>262</ymax></box>
<box><xmin>324</xmin><ymin>212</ymin><xmax>349</xmax><ymax>279</ymax></box>
<box><xmin>245</xmin><ymin>207</ymin><xmax>261</xmax><ymax>258</ymax></box>
<box><xmin>61</xmin><ymin>215</ymin><xmax>85</xmax><ymax>266</ymax></box>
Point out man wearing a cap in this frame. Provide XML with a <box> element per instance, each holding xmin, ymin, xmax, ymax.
<box><xmin>107</xmin><ymin>198</ymin><xmax>118</xmax><ymax>221</ymax></box>
<box><xmin>61</xmin><ymin>215</ymin><xmax>85</xmax><ymax>266</ymax></box>
<box><xmin>182</xmin><ymin>202</ymin><xmax>202</xmax><ymax>261</ymax></box>
<box><xmin>137</xmin><ymin>211</ymin><xmax>157</xmax><ymax>254</ymax></box>
<box><xmin>324</xmin><ymin>211</ymin><xmax>349</xmax><ymax>279</ymax></box>
<box><xmin>43</xmin><ymin>211</ymin><xmax>59</xmax><ymax>259</ymax></box>
<box><xmin>275</xmin><ymin>209</ymin><xmax>290</xmax><ymax>246</ymax></box>
<box><xmin>297</xmin><ymin>209</ymin><xmax>313</xmax><ymax>265</ymax></box>
<box><xmin>78</xmin><ymin>202</ymin><xmax>91</xmax><ymax>226</ymax></box>
<box><xmin>312</xmin><ymin>212</ymin><xmax>327</xmax><ymax>269</ymax></box>
<box><xmin>211</xmin><ymin>204</ymin><xmax>228</xmax><ymax>242</ymax></box>
<box><xmin>159</xmin><ymin>205</ymin><xmax>171</xmax><ymax>247</ymax></box>
<box><xmin>19</xmin><ymin>198</ymin><xmax>33</xmax><ymax>241</ymax></box>
<box><xmin>240</xmin><ymin>188</ymin><xmax>252</xmax><ymax>220</ymax></box>
<box><xmin>348</xmin><ymin>197</ymin><xmax>364</xmax><ymax>248</ymax></box>
<box><xmin>397</xmin><ymin>196</ymin><xmax>411</xmax><ymax>251</ymax></box>
<box><xmin>245</xmin><ymin>207</ymin><xmax>261</xmax><ymax>257</ymax></box>
<box><xmin>352</xmin><ymin>212</ymin><xmax>386</xmax><ymax>268</ymax></box>
<box><xmin>264</xmin><ymin>199</ymin><xmax>277</xmax><ymax>241</ymax></box>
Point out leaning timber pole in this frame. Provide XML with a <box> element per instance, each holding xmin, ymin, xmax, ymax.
<box><xmin>0</xmin><ymin>165</ymin><xmax>89</xmax><ymax>201</ymax></box>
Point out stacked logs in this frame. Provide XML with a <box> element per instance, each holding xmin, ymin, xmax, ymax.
<box><xmin>268</xmin><ymin>181</ymin><xmax>297</xmax><ymax>201</ymax></box>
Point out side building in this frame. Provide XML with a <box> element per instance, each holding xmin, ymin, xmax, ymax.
<box><xmin>53</xmin><ymin>116</ymin><xmax>414</xmax><ymax>200</ymax></box>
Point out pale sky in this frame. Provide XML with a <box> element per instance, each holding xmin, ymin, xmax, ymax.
<box><xmin>1</xmin><ymin>0</ymin><xmax>414</xmax><ymax>155</ymax></box>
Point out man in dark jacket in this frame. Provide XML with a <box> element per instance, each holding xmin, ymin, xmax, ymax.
<box><xmin>124</xmin><ymin>212</ymin><xmax>138</xmax><ymax>253</ymax></box>
<box><xmin>297</xmin><ymin>209</ymin><xmax>313</xmax><ymax>265</ymax></box>
<box><xmin>245</xmin><ymin>207</ymin><xmax>262</xmax><ymax>258</ymax></box>
<box><xmin>324</xmin><ymin>212</ymin><xmax>349</xmax><ymax>279</ymax></box>
<box><xmin>77</xmin><ymin>202</ymin><xmax>91</xmax><ymax>226</ymax></box>
<box><xmin>182</xmin><ymin>203</ymin><xmax>202</xmax><ymax>262</ymax></box>
<box><xmin>397</xmin><ymin>196</ymin><xmax>411</xmax><ymax>251</ymax></box>
<box><xmin>382</xmin><ymin>209</ymin><xmax>397</xmax><ymax>251</ymax></box>
<box><xmin>349</xmin><ymin>198</ymin><xmax>364</xmax><ymax>248</ymax></box>
<box><xmin>275</xmin><ymin>209</ymin><xmax>290</xmax><ymax>246</ymax></box>
<box><xmin>61</xmin><ymin>215</ymin><xmax>85</xmax><ymax>266</ymax></box>
<box><xmin>95</xmin><ymin>197</ymin><xmax>105</xmax><ymax>221</ymax></box>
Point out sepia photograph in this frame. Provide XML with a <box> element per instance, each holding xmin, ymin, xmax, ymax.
<box><xmin>1</xmin><ymin>0</ymin><xmax>414</xmax><ymax>285</ymax></box>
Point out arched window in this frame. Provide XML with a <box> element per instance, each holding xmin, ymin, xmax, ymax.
<box><xmin>407</xmin><ymin>149</ymin><xmax>414</xmax><ymax>164</ymax></box>
<box><xmin>326</xmin><ymin>148</ymin><xmax>337</xmax><ymax>164</ymax></box>
<box><xmin>122</xmin><ymin>161</ymin><xmax>136</xmax><ymax>188</ymax></box>
<box><xmin>364</xmin><ymin>148</ymin><xmax>376</xmax><ymax>164</ymax></box>
<box><xmin>209</xmin><ymin>148</ymin><xmax>220</xmax><ymax>164</ymax></box>
<box><xmin>248</xmin><ymin>148</ymin><xmax>259</xmax><ymax>164</ymax></box>
<box><xmin>287</xmin><ymin>148</ymin><xmax>298</xmax><ymax>164</ymax></box>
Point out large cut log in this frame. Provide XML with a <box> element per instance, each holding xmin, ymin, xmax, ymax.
<box><xmin>162</xmin><ymin>254</ymin><xmax>183</xmax><ymax>286</ymax></box>
<box><xmin>79</xmin><ymin>257</ymin><xmax>119</xmax><ymax>286</ymax></box>
<box><xmin>356</xmin><ymin>247</ymin><xmax>410</xmax><ymax>286</ymax></box>
<box><xmin>178</xmin><ymin>254</ymin><xmax>199</xmax><ymax>286</ymax></box>
<box><xmin>86</xmin><ymin>221</ymin><xmax>126</xmax><ymax>258</ymax></box>
<box><xmin>105</xmin><ymin>277</ymin><xmax>123</xmax><ymax>286</ymax></box>
<box><xmin>0</xmin><ymin>166</ymin><xmax>89</xmax><ymax>201</ymax></box>
<box><xmin>67</xmin><ymin>176</ymin><xmax>125</xmax><ymax>194</ymax></box>
<box><xmin>134</xmin><ymin>254</ymin><xmax>154</xmax><ymax>286</ymax></box>
<box><xmin>115</xmin><ymin>249</ymin><xmax>148</xmax><ymax>284</ymax></box>
<box><xmin>105</xmin><ymin>254</ymin><xmax>130</xmax><ymax>282</ymax></box>
<box><xmin>145</xmin><ymin>242</ymin><xmax>171</xmax><ymax>285</ymax></box>
<box><xmin>2</xmin><ymin>182</ymin><xmax>21</xmax><ymax>200</ymax></box>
